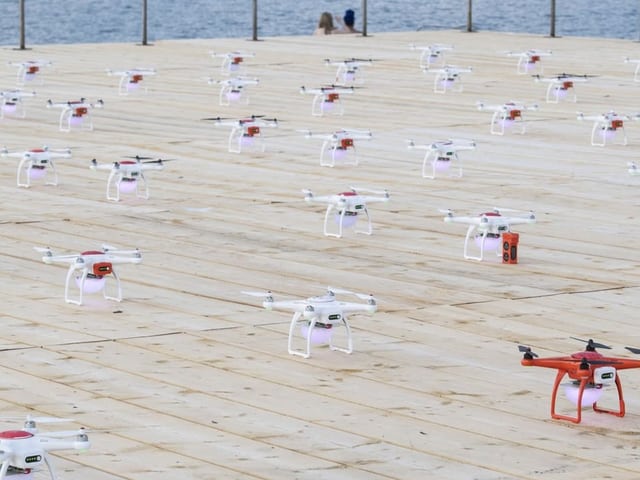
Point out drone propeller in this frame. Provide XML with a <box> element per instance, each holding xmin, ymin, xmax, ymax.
<box><xmin>38</xmin><ymin>427</ymin><xmax>88</xmax><ymax>438</ymax></box>
<box><xmin>242</xmin><ymin>290</ymin><xmax>273</xmax><ymax>298</ymax></box>
<box><xmin>556</xmin><ymin>73</ymin><xmax>598</xmax><ymax>78</ymax></box>
<box><xmin>570</xmin><ymin>337</ymin><xmax>611</xmax><ymax>350</ymax></box>
<box><xmin>518</xmin><ymin>345</ymin><xmax>538</xmax><ymax>358</ymax></box>
<box><xmin>326</xmin><ymin>286</ymin><xmax>373</xmax><ymax>300</ymax></box>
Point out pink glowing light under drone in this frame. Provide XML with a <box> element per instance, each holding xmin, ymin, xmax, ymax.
<box><xmin>474</xmin><ymin>234</ymin><xmax>501</xmax><ymax>251</ymax></box>
<box><xmin>119</xmin><ymin>178</ymin><xmax>137</xmax><ymax>193</ymax></box>
<box><xmin>334</xmin><ymin>212</ymin><xmax>358</xmax><ymax>228</ymax></box>
<box><xmin>28</xmin><ymin>166</ymin><xmax>46</xmax><ymax>180</ymax></box>
<box><xmin>434</xmin><ymin>159</ymin><xmax>451</xmax><ymax>172</ymax></box>
<box><xmin>564</xmin><ymin>383</ymin><xmax>604</xmax><ymax>407</ymax></box>
<box><xmin>2</xmin><ymin>102</ymin><xmax>17</xmax><ymax>114</ymax></box>
<box><xmin>300</xmin><ymin>324</ymin><xmax>334</xmax><ymax>344</ymax></box>
<box><xmin>75</xmin><ymin>275</ymin><xmax>106</xmax><ymax>293</ymax></box>
<box><xmin>226</xmin><ymin>90</ymin><xmax>242</xmax><ymax>102</ymax></box>
<box><xmin>69</xmin><ymin>115</ymin><xmax>84</xmax><ymax>127</ymax></box>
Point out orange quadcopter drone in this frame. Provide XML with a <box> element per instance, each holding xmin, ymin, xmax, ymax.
<box><xmin>519</xmin><ymin>338</ymin><xmax>640</xmax><ymax>423</ymax></box>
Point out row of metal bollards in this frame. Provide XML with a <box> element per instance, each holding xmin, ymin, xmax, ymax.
<box><xmin>13</xmin><ymin>0</ymin><xmax>621</xmax><ymax>50</ymax></box>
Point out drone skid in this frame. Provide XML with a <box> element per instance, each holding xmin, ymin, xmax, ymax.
<box><xmin>490</xmin><ymin>111</ymin><xmax>527</xmax><ymax>135</ymax></box>
<box><xmin>324</xmin><ymin>205</ymin><xmax>372</xmax><ymax>238</ymax></box>
<box><xmin>106</xmin><ymin>172</ymin><xmax>149</xmax><ymax>202</ymax></box>
<box><xmin>549</xmin><ymin>370</ymin><xmax>625</xmax><ymax>423</ymax></box>
<box><xmin>312</xmin><ymin>94</ymin><xmax>344</xmax><ymax>117</ymax></box>
<box><xmin>287</xmin><ymin>311</ymin><xmax>353</xmax><ymax>358</ymax></box>
<box><xmin>591</xmin><ymin>122</ymin><xmax>627</xmax><ymax>147</ymax></box>
<box><xmin>433</xmin><ymin>73</ymin><xmax>465</xmax><ymax>94</ymax></box>
<box><xmin>422</xmin><ymin>151</ymin><xmax>462</xmax><ymax>179</ymax></box>
<box><xmin>546</xmin><ymin>82</ymin><xmax>577</xmax><ymax>104</ymax></box>
<box><xmin>463</xmin><ymin>227</ymin><xmax>503</xmax><ymax>262</ymax></box>
<box><xmin>17</xmin><ymin>159</ymin><xmax>58</xmax><ymax>188</ymax></box>
<box><xmin>320</xmin><ymin>143</ymin><xmax>358</xmax><ymax>167</ymax></box>
<box><xmin>228</xmin><ymin>127</ymin><xmax>265</xmax><ymax>154</ymax></box>
<box><xmin>64</xmin><ymin>266</ymin><xmax>123</xmax><ymax>305</ymax></box>
<box><xmin>1</xmin><ymin>99</ymin><xmax>27</xmax><ymax>120</ymax></box>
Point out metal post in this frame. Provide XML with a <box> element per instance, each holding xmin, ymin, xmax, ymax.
<box><xmin>361</xmin><ymin>0</ymin><xmax>367</xmax><ymax>36</ymax></box>
<box><xmin>252</xmin><ymin>0</ymin><xmax>258</xmax><ymax>41</ymax></box>
<box><xmin>466</xmin><ymin>0</ymin><xmax>473</xmax><ymax>32</ymax></box>
<box><xmin>142</xmin><ymin>0</ymin><xmax>148</xmax><ymax>45</ymax></box>
<box><xmin>19</xmin><ymin>0</ymin><xmax>26</xmax><ymax>50</ymax></box>
<box><xmin>550</xmin><ymin>0</ymin><xmax>556</xmax><ymax>37</ymax></box>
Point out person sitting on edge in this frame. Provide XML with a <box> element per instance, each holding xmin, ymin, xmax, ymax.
<box><xmin>335</xmin><ymin>9</ymin><xmax>361</xmax><ymax>34</ymax></box>
<box><xmin>314</xmin><ymin>12</ymin><xmax>338</xmax><ymax>35</ymax></box>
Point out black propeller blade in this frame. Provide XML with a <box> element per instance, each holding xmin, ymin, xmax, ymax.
<box><xmin>626</xmin><ymin>346</ymin><xmax>640</xmax><ymax>355</ymax></box>
<box><xmin>518</xmin><ymin>345</ymin><xmax>538</xmax><ymax>358</ymax></box>
<box><xmin>570</xmin><ymin>337</ymin><xmax>611</xmax><ymax>351</ymax></box>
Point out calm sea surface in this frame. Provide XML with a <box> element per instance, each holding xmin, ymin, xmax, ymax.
<box><xmin>0</xmin><ymin>0</ymin><xmax>639</xmax><ymax>46</ymax></box>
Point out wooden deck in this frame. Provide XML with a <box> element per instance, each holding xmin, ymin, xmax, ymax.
<box><xmin>0</xmin><ymin>29</ymin><xmax>639</xmax><ymax>479</ymax></box>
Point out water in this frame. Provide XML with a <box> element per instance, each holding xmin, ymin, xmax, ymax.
<box><xmin>0</xmin><ymin>0</ymin><xmax>638</xmax><ymax>46</ymax></box>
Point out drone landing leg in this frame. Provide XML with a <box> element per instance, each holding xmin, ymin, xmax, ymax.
<box><xmin>65</xmin><ymin>266</ymin><xmax>85</xmax><ymax>305</ymax></box>
<box><xmin>319</xmin><ymin>140</ymin><xmax>331</xmax><ymax>166</ymax></box>
<box><xmin>17</xmin><ymin>158</ymin><xmax>31</xmax><ymax>187</ymax></box>
<box><xmin>45</xmin><ymin>160</ymin><xmax>59</xmax><ymax>186</ymax></box>
<box><xmin>136</xmin><ymin>173</ymin><xmax>150</xmax><ymax>200</ymax></box>
<box><xmin>593</xmin><ymin>375</ymin><xmax>626</xmax><ymax>417</ymax></box>
<box><xmin>103</xmin><ymin>269</ymin><xmax>123</xmax><ymax>302</ymax></box>
<box><xmin>287</xmin><ymin>312</ymin><xmax>311</xmax><ymax>358</ymax></box>
<box><xmin>44</xmin><ymin>452</ymin><xmax>59</xmax><ymax>480</ymax></box>
<box><xmin>311</xmin><ymin>95</ymin><xmax>323</xmax><ymax>116</ymax></box>
<box><xmin>355</xmin><ymin>208</ymin><xmax>373</xmax><ymax>235</ymax></box>
<box><xmin>228</xmin><ymin>128</ymin><xmax>242</xmax><ymax>153</ymax></box>
<box><xmin>329</xmin><ymin>317</ymin><xmax>353</xmax><ymax>354</ymax></box>
<box><xmin>106</xmin><ymin>172</ymin><xmax>122</xmax><ymax>201</ymax></box>
<box><xmin>490</xmin><ymin>112</ymin><xmax>505</xmax><ymax>135</ymax></box>
<box><xmin>550</xmin><ymin>370</ymin><xmax>583</xmax><ymax>423</ymax></box>
<box><xmin>463</xmin><ymin>226</ymin><xmax>482</xmax><ymax>261</ymax></box>
<box><xmin>422</xmin><ymin>151</ymin><xmax>435</xmax><ymax>178</ymax></box>
<box><xmin>323</xmin><ymin>205</ymin><xmax>343</xmax><ymax>238</ymax></box>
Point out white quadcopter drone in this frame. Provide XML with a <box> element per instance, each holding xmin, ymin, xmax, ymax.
<box><xmin>243</xmin><ymin>287</ymin><xmax>377</xmax><ymax>358</ymax></box>
<box><xmin>577</xmin><ymin>111</ymin><xmax>635</xmax><ymax>147</ymax></box>
<box><xmin>0</xmin><ymin>415</ymin><xmax>90</xmax><ymax>480</ymax></box>
<box><xmin>300</xmin><ymin>128</ymin><xmax>372</xmax><ymax>167</ymax></box>
<box><xmin>107</xmin><ymin>68</ymin><xmax>156</xmax><ymax>95</ymax></box>
<box><xmin>299</xmin><ymin>85</ymin><xmax>355</xmax><ymax>116</ymax></box>
<box><xmin>90</xmin><ymin>156</ymin><xmax>171</xmax><ymax>201</ymax></box>
<box><xmin>410</xmin><ymin>43</ymin><xmax>453</xmax><ymax>70</ymax></box>
<box><xmin>407</xmin><ymin>138</ymin><xmax>476</xmax><ymax>179</ymax></box>
<box><xmin>211</xmin><ymin>51</ymin><xmax>255</xmax><ymax>75</ymax></box>
<box><xmin>46</xmin><ymin>98</ymin><xmax>104</xmax><ymax>132</ymax></box>
<box><xmin>324</xmin><ymin>58</ymin><xmax>374</xmax><ymax>84</ymax></box>
<box><xmin>8</xmin><ymin>60</ymin><xmax>52</xmax><ymax>85</ymax></box>
<box><xmin>208</xmin><ymin>76</ymin><xmax>259</xmax><ymax>106</ymax></box>
<box><xmin>533</xmin><ymin>73</ymin><xmax>592</xmax><ymax>103</ymax></box>
<box><xmin>476</xmin><ymin>101</ymin><xmax>539</xmax><ymax>135</ymax></box>
<box><xmin>36</xmin><ymin>244</ymin><xmax>142</xmax><ymax>305</ymax></box>
<box><xmin>424</xmin><ymin>65</ymin><xmax>472</xmax><ymax>94</ymax></box>
<box><xmin>1</xmin><ymin>146</ymin><xmax>71</xmax><ymax>188</ymax></box>
<box><xmin>0</xmin><ymin>89</ymin><xmax>36</xmax><ymax>119</ymax></box>
<box><xmin>505</xmin><ymin>49</ymin><xmax>552</xmax><ymax>75</ymax></box>
<box><xmin>442</xmin><ymin>208</ymin><xmax>536</xmax><ymax>261</ymax></box>
<box><xmin>303</xmin><ymin>187</ymin><xmax>390</xmax><ymax>238</ymax></box>
<box><xmin>205</xmin><ymin>115</ymin><xmax>278</xmax><ymax>153</ymax></box>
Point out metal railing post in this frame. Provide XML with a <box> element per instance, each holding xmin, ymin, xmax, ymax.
<box><xmin>142</xmin><ymin>0</ymin><xmax>148</xmax><ymax>45</ymax></box>
<box><xmin>361</xmin><ymin>0</ymin><xmax>367</xmax><ymax>36</ymax></box>
<box><xmin>466</xmin><ymin>0</ymin><xmax>473</xmax><ymax>32</ymax></box>
<box><xmin>19</xmin><ymin>0</ymin><xmax>26</xmax><ymax>49</ymax></box>
<box><xmin>252</xmin><ymin>0</ymin><xmax>258</xmax><ymax>41</ymax></box>
<box><xmin>550</xmin><ymin>0</ymin><xmax>556</xmax><ymax>37</ymax></box>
